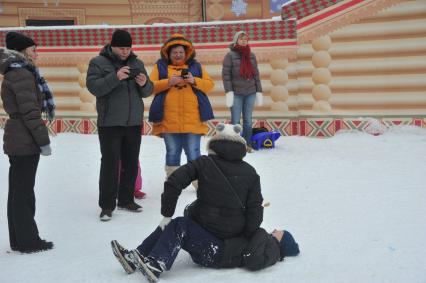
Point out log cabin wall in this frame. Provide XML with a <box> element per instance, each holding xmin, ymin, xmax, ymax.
<box><xmin>0</xmin><ymin>0</ymin><xmax>425</xmax><ymax>137</ymax></box>
<box><xmin>295</xmin><ymin>0</ymin><xmax>426</xmax><ymax>115</ymax></box>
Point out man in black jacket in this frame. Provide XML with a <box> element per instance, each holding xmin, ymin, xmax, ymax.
<box><xmin>86</xmin><ymin>29</ymin><xmax>153</xmax><ymax>221</ymax></box>
<box><xmin>158</xmin><ymin>123</ymin><xmax>264</xmax><ymax>240</ymax></box>
<box><xmin>111</xmin><ymin>217</ymin><xmax>300</xmax><ymax>282</ymax></box>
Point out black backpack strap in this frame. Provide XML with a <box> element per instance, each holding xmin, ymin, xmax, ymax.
<box><xmin>208</xmin><ymin>156</ymin><xmax>245</xmax><ymax>210</ymax></box>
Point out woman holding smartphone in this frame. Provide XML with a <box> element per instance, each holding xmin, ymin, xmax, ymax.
<box><xmin>148</xmin><ymin>34</ymin><xmax>215</xmax><ymax>182</ymax></box>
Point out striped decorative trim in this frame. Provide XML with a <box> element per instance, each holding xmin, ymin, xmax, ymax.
<box><xmin>282</xmin><ymin>0</ymin><xmax>344</xmax><ymax>20</ymax></box>
<box><xmin>0</xmin><ymin>20</ymin><xmax>296</xmax><ymax>48</ymax></box>
<box><xmin>282</xmin><ymin>0</ymin><xmax>405</xmax><ymax>43</ymax></box>
<box><xmin>1</xmin><ymin>116</ymin><xmax>425</xmax><ymax>138</ymax></box>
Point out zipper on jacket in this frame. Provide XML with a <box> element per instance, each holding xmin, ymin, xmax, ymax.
<box><xmin>103</xmin><ymin>98</ymin><xmax>109</xmax><ymax>125</ymax></box>
<box><xmin>126</xmin><ymin>81</ymin><xmax>131</xmax><ymax>125</ymax></box>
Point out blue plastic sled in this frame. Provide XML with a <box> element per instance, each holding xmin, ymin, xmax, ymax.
<box><xmin>251</xmin><ymin>131</ymin><xmax>281</xmax><ymax>150</ymax></box>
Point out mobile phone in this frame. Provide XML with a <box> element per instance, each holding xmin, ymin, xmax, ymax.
<box><xmin>181</xmin><ymin>68</ymin><xmax>189</xmax><ymax>78</ymax></box>
<box><xmin>128</xmin><ymin>67</ymin><xmax>142</xmax><ymax>79</ymax></box>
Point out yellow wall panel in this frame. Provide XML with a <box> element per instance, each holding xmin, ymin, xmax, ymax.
<box><xmin>84</xmin><ymin>6</ymin><xmax>131</xmax><ymax>17</ymax></box>
<box><xmin>85</xmin><ymin>17</ymin><xmax>132</xmax><ymax>25</ymax></box>
<box><xmin>0</xmin><ymin>16</ymin><xmax>20</xmax><ymax>27</ymax></box>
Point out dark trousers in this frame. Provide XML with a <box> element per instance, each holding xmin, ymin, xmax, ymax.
<box><xmin>137</xmin><ymin>217</ymin><xmax>223</xmax><ymax>271</ymax></box>
<box><xmin>7</xmin><ymin>154</ymin><xmax>41</xmax><ymax>249</ymax></box>
<box><xmin>98</xmin><ymin>126</ymin><xmax>141</xmax><ymax>210</ymax></box>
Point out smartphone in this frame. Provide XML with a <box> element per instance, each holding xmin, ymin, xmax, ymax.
<box><xmin>181</xmin><ymin>68</ymin><xmax>189</xmax><ymax>78</ymax></box>
<box><xmin>128</xmin><ymin>67</ymin><xmax>142</xmax><ymax>79</ymax></box>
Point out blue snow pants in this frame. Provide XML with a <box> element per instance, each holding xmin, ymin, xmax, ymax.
<box><xmin>136</xmin><ymin>217</ymin><xmax>223</xmax><ymax>270</ymax></box>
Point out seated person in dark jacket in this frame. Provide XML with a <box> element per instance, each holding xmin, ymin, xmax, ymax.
<box><xmin>111</xmin><ymin>216</ymin><xmax>300</xmax><ymax>282</ymax></box>
<box><xmin>159</xmin><ymin>123</ymin><xmax>264</xmax><ymax>240</ymax></box>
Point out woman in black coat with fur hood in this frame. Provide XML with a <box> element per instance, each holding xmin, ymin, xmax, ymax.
<box><xmin>158</xmin><ymin>123</ymin><xmax>264</xmax><ymax>240</ymax></box>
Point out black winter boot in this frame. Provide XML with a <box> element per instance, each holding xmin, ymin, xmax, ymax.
<box><xmin>19</xmin><ymin>240</ymin><xmax>54</xmax><ymax>254</ymax></box>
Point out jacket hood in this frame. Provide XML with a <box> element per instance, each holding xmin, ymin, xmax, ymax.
<box><xmin>208</xmin><ymin>139</ymin><xmax>246</xmax><ymax>161</ymax></box>
<box><xmin>207</xmin><ymin>123</ymin><xmax>247</xmax><ymax>161</ymax></box>
<box><xmin>160</xmin><ymin>33</ymin><xmax>195</xmax><ymax>64</ymax></box>
<box><xmin>0</xmin><ymin>48</ymin><xmax>30</xmax><ymax>75</ymax></box>
<box><xmin>231</xmin><ymin>31</ymin><xmax>246</xmax><ymax>47</ymax></box>
<box><xmin>99</xmin><ymin>44</ymin><xmax>137</xmax><ymax>62</ymax></box>
<box><xmin>229</xmin><ymin>31</ymin><xmax>249</xmax><ymax>51</ymax></box>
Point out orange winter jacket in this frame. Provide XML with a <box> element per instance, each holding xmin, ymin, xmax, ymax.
<box><xmin>150</xmin><ymin>63</ymin><xmax>214</xmax><ymax>136</ymax></box>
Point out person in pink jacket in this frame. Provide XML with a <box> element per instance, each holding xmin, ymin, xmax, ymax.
<box><xmin>119</xmin><ymin>160</ymin><xmax>146</xmax><ymax>199</ymax></box>
<box><xmin>133</xmin><ymin>161</ymin><xmax>145</xmax><ymax>199</ymax></box>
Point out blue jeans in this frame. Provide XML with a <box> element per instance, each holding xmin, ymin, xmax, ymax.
<box><xmin>231</xmin><ymin>93</ymin><xmax>256</xmax><ymax>146</ymax></box>
<box><xmin>163</xmin><ymin>133</ymin><xmax>201</xmax><ymax>166</ymax></box>
<box><xmin>136</xmin><ymin>217</ymin><xmax>223</xmax><ymax>270</ymax></box>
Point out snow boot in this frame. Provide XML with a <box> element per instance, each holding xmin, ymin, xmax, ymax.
<box><xmin>134</xmin><ymin>190</ymin><xmax>146</xmax><ymax>199</ymax></box>
<box><xmin>191</xmin><ymin>180</ymin><xmax>198</xmax><ymax>190</ymax></box>
<box><xmin>165</xmin><ymin>165</ymin><xmax>179</xmax><ymax>180</ymax></box>
<box><xmin>111</xmin><ymin>240</ymin><xmax>136</xmax><ymax>274</ymax></box>
<box><xmin>19</xmin><ymin>239</ymin><xmax>54</xmax><ymax>254</ymax></box>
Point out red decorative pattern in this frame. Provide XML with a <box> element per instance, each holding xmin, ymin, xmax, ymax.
<box><xmin>282</xmin><ymin>0</ymin><xmax>343</xmax><ymax>20</ymax></box>
<box><xmin>1</xmin><ymin>116</ymin><xmax>425</xmax><ymax>138</ymax></box>
<box><xmin>0</xmin><ymin>20</ymin><xmax>296</xmax><ymax>48</ymax></box>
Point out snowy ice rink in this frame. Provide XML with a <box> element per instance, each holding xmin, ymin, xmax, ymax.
<box><xmin>1</xmin><ymin>126</ymin><xmax>426</xmax><ymax>283</ymax></box>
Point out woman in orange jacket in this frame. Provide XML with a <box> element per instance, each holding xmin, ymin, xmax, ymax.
<box><xmin>149</xmin><ymin>34</ymin><xmax>215</xmax><ymax>179</ymax></box>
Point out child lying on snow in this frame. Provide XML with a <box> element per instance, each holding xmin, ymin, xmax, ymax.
<box><xmin>111</xmin><ymin>216</ymin><xmax>300</xmax><ymax>282</ymax></box>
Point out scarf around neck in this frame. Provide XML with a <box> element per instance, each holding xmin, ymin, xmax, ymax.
<box><xmin>233</xmin><ymin>44</ymin><xmax>256</xmax><ymax>80</ymax></box>
<box><xmin>8</xmin><ymin>61</ymin><xmax>55</xmax><ymax>122</ymax></box>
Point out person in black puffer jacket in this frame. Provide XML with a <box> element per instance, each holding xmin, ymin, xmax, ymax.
<box><xmin>159</xmin><ymin>122</ymin><xmax>263</xmax><ymax>240</ymax></box>
<box><xmin>1</xmin><ymin>32</ymin><xmax>54</xmax><ymax>253</ymax></box>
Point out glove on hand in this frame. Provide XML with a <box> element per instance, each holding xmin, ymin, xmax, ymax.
<box><xmin>159</xmin><ymin>217</ymin><xmax>171</xmax><ymax>230</ymax></box>
<box><xmin>255</xmin><ymin>92</ymin><xmax>263</xmax><ymax>106</ymax></box>
<box><xmin>40</xmin><ymin>144</ymin><xmax>52</xmax><ymax>156</ymax></box>
<box><xmin>225</xmin><ymin>91</ymin><xmax>234</xmax><ymax>107</ymax></box>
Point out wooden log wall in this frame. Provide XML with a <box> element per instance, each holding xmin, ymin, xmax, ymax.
<box><xmin>295</xmin><ymin>0</ymin><xmax>426</xmax><ymax>114</ymax></box>
<box><xmin>1</xmin><ymin>0</ymin><xmax>426</xmax><ymax>138</ymax></box>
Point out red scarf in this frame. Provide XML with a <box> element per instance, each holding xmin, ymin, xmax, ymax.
<box><xmin>234</xmin><ymin>44</ymin><xmax>256</xmax><ymax>80</ymax></box>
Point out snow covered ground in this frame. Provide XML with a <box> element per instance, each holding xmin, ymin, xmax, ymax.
<box><xmin>1</xmin><ymin>126</ymin><xmax>426</xmax><ymax>283</ymax></box>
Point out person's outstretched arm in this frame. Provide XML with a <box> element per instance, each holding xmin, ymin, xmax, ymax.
<box><xmin>160</xmin><ymin>162</ymin><xmax>198</xmax><ymax>217</ymax></box>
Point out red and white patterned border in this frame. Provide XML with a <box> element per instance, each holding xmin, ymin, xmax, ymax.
<box><xmin>0</xmin><ymin>20</ymin><xmax>296</xmax><ymax>49</ymax></box>
<box><xmin>1</xmin><ymin>115</ymin><xmax>424</xmax><ymax>138</ymax></box>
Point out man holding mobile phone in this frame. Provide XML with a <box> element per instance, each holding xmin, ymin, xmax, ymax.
<box><xmin>86</xmin><ymin>29</ymin><xmax>153</xmax><ymax>221</ymax></box>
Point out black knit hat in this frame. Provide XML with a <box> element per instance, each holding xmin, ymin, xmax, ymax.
<box><xmin>111</xmin><ymin>29</ymin><xmax>132</xmax><ymax>47</ymax></box>
<box><xmin>279</xmin><ymin>230</ymin><xmax>300</xmax><ymax>260</ymax></box>
<box><xmin>6</xmin><ymin>32</ymin><xmax>36</xmax><ymax>52</ymax></box>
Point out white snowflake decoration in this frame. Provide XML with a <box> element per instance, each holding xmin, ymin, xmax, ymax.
<box><xmin>231</xmin><ymin>0</ymin><xmax>248</xmax><ymax>17</ymax></box>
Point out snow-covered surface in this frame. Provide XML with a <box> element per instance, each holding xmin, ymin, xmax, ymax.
<box><xmin>1</xmin><ymin>126</ymin><xmax>426</xmax><ymax>283</ymax></box>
